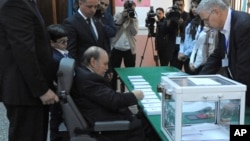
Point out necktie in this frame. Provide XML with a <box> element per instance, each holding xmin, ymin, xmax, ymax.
<box><xmin>86</xmin><ymin>18</ymin><xmax>97</xmax><ymax>41</ymax></box>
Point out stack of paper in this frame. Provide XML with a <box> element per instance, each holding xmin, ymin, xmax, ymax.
<box><xmin>181</xmin><ymin>123</ymin><xmax>229</xmax><ymax>141</ymax></box>
<box><xmin>127</xmin><ymin>75</ymin><xmax>162</xmax><ymax>115</ymax></box>
<box><xmin>161</xmin><ymin>71</ymin><xmax>187</xmax><ymax>76</ymax></box>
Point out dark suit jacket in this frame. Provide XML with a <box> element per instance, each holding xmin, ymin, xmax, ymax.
<box><xmin>63</xmin><ymin>12</ymin><xmax>107</xmax><ymax>62</ymax></box>
<box><xmin>71</xmin><ymin>65</ymin><xmax>138</xmax><ymax>126</ymax></box>
<box><xmin>0</xmin><ymin>0</ymin><xmax>53</xmax><ymax>105</ymax></box>
<box><xmin>200</xmin><ymin>10</ymin><xmax>250</xmax><ymax>105</ymax></box>
<box><xmin>51</xmin><ymin>48</ymin><xmax>72</xmax><ymax>91</ymax></box>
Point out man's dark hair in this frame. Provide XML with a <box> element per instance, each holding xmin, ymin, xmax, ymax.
<box><xmin>47</xmin><ymin>24</ymin><xmax>68</xmax><ymax>42</ymax></box>
<box><xmin>124</xmin><ymin>0</ymin><xmax>136</xmax><ymax>9</ymax></box>
<box><xmin>173</xmin><ymin>0</ymin><xmax>184</xmax><ymax>4</ymax></box>
<box><xmin>156</xmin><ymin>7</ymin><xmax>164</xmax><ymax>13</ymax></box>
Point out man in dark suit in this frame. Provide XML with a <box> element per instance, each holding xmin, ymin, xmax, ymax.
<box><xmin>63</xmin><ymin>0</ymin><xmax>107</xmax><ymax>63</ymax></box>
<box><xmin>197</xmin><ymin>0</ymin><xmax>250</xmax><ymax>106</ymax></box>
<box><xmin>71</xmin><ymin>46</ymin><xmax>146</xmax><ymax>141</ymax></box>
<box><xmin>0</xmin><ymin>0</ymin><xmax>59</xmax><ymax>141</ymax></box>
<box><xmin>155</xmin><ymin>7</ymin><xmax>172</xmax><ymax>66</ymax></box>
<box><xmin>169</xmin><ymin>0</ymin><xmax>189</xmax><ymax>70</ymax></box>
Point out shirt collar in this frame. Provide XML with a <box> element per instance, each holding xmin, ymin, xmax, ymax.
<box><xmin>78</xmin><ymin>9</ymin><xmax>88</xmax><ymax>20</ymax></box>
<box><xmin>86</xmin><ymin>66</ymin><xmax>94</xmax><ymax>73</ymax></box>
<box><xmin>220</xmin><ymin>8</ymin><xmax>231</xmax><ymax>42</ymax></box>
<box><xmin>55</xmin><ymin>48</ymin><xmax>68</xmax><ymax>55</ymax></box>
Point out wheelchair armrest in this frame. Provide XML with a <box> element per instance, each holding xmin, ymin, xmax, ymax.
<box><xmin>94</xmin><ymin>120</ymin><xmax>130</xmax><ymax>131</ymax></box>
<box><xmin>71</xmin><ymin>135</ymin><xmax>97</xmax><ymax>141</ymax></box>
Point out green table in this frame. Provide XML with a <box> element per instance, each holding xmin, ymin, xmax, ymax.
<box><xmin>115</xmin><ymin>66</ymin><xmax>182</xmax><ymax>140</ymax></box>
<box><xmin>115</xmin><ymin>66</ymin><xmax>250</xmax><ymax>141</ymax></box>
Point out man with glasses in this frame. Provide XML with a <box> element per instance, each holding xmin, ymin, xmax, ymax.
<box><xmin>197</xmin><ymin>0</ymin><xmax>250</xmax><ymax>106</ymax></box>
<box><xmin>63</xmin><ymin>0</ymin><xmax>108</xmax><ymax>63</ymax></box>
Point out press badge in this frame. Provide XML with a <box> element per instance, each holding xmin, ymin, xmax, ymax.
<box><xmin>208</xmin><ymin>37</ymin><xmax>214</xmax><ymax>44</ymax></box>
<box><xmin>208</xmin><ymin>31</ymin><xmax>214</xmax><ymax>44</ymax></box>
<box><xmin>222</xmin><ymin>55</ymin><xmax>228</xmax><ymax>67</ymax></box>
<box><xmin>176</xmin><ymin>36</ymin><xmax>181</xmax><ymax>45</ymax></box>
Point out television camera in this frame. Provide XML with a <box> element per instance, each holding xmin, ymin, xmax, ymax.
<box><xmin>140</xmin><ymin>6</ymin><xmax>159</xmax><ymax>67</ymax></box>
<box><xmin>145</xmin><ymin>6</ymin><xmax>156</xmax><ymax>37</ymax></box>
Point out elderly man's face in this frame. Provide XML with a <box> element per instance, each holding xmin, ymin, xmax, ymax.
<box><xmin>79</xmin><ymin>0</ymin><xmax>99</xmax><ymax>18</ymax></box>
<box><xmin>199</xmin><ymin>8</ymin><xmax>224</xmax><ymax>30</ymax></box>
<box><xmin>92</xmin><ymin>51</ymin><xmax>109</xmax><ymax>77</ymax></box>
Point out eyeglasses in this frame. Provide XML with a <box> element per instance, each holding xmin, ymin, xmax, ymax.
<box><xmin>202</xmin><ymin>10</ymin><xmax>214</xmax><ymax>23</ymax></box>
<box><xmin>100</xmin><ymin>2</ymin><xmax>109</xmax><ymax>7</ymax></box>
<box><xmin>56</xmin><ymin>39</ymin><xmax>68</xmax><ymax>45</ymax></box>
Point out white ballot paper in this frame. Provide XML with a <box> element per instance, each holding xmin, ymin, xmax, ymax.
<box><xmin>188</xmin><ymin>78</ymin><xmax>221</xmax><ymax>86</ymax></box>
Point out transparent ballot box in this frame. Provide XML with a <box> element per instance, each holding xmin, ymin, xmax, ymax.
<box><xmin>160</xmin><ymin>75</ymin><xmax>246</xmax><ymax>141</ymax></box>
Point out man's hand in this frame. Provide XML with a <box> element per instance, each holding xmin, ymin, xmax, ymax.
<box><xmin>132</xmin><ymin>90</ymin><xmax>144</xmax><ymax>100</ymax></box>
<box><xmin>122</xmin><ymin>10</ymin><xmax>128</xmax><ymax>18</ymax></box>
<box><xmin>178</xmin><ymin>53</ymin><xmax>187</xmax><ymax>61</ymax></box>
<box><xmin>40</xmin><ymin>89</ymin><xmax>59</xmax><ymax>105</ymax></box>
<box><xmin>178</xmin><ymin>17</ymin><xmax>184</xmax><ymax>24</ymax></box>
<box><xmin>189</xmin><ymin>63</ymin><xmax>196</xmax><ymax>71</ymax></box>
<box><xmin>128</xmin><ymin>104</ymin><xmax>139</xmax><ymax>114</ymax></box>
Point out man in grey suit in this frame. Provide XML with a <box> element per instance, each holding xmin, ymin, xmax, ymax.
<box><xmin>0</xmin><ymin>0</ymin><xmax>59</xmax><ymax>141</ymax></box>
<box><xmin>197</xmin><ymin>0</ymin><xmax>250</xmax><ymax>106</ymax></box>
<box><xmin>63</xmin><ymin>0</ymin><xmax>107</xmax><ymax>63</ymax></box>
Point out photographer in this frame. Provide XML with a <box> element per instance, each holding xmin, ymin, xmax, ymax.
<box><xmin>110</xmin><ymin>0</ymin><xmax>138</xmax><ymax>90</ymax></box>
<box><xmin>154</xmin><ymin>7</ymin><xmax>173</xmax><ymax>66</ymax></box>
<box><xmin>167</xmin><ymin>0</ymin><xmax>189</xmax><ymax>70</ymax></box>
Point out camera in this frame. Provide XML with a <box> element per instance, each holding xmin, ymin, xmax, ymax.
<box><xmin>166</xmin><ymin>4</ymin><xmax>181</xmax><ymax>21</ymax></box>
<box><xmin>145</xmin><ymin>6</ymin><xmax>156</xmax><ymax>36</ymax></box>
<box><xmin>125</xmin><ymin>1</ymin><xmax>136</xmax><ymax>18</ymax></box>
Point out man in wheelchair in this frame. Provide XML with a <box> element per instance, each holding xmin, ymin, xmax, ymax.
<box><xmin>70</xmin><ymin>46</ymin><xmax>146</xmax><ymax>141</ymax></box>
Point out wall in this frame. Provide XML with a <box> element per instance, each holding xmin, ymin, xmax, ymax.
<box><xmin>115</xmin><ymin>0</ymin><xmax>191</xmax><ymax>67</ymax></box>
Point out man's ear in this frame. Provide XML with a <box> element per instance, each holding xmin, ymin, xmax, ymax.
<box><xmin>90</xmin><ymin>57</ymin><xmax>96</xmax><ymax>68</ymax></box>
<box><xmin>50</xmin><ymin>40</ymin><xmax>56</xmax><ymax>48</ymax></box>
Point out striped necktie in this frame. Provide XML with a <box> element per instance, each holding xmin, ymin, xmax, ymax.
<box><xmin>86</xmin><ymin>18</ymin><xmax>97</xmax><ymax>41</ymax></box>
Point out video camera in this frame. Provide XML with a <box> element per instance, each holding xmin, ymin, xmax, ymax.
<box><xmin>145</xmin><ymin>6</ymin><xmax>156</xmax><ymax>36</ymax></box>
<box><xmin>165</xmin><ymin>4</ymin><xmax>181</xmax><ymax>21</ymax></box>
<box><xmin>125</xmin><ymin>1</ymin><xmax>136</xmax><ymax>18</ymax></box>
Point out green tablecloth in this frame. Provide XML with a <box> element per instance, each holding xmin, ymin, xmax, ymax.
<box><xmin>115</xmin><ymin>66</ymin><xmax>181</xmax><ymax>140</ymax></box>
<box><xmin>115</xmin><ymin>66</ymin><xmax>250</xmax><ymax>141</ymax></box>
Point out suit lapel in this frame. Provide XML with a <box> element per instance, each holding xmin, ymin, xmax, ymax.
<box><xmin>75</xmin><ymin>13</ymin><xmax>98</xmax><ymax>43</ymax></box>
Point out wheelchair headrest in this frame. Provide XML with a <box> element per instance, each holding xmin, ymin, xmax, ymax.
<box><xmin>57</xmin><ymin>58</ymin><xmax>75</xmax><ymax>95</ymax></box>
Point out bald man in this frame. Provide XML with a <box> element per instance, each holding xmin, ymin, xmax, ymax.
<box><xmin>71</xmin><ymin>46</ymin><xmax>146</xmax><ymax>141</ymax></box>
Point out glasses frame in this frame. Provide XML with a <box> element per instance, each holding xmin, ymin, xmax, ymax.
<box><xmin>56</xmin><ymin>39</ymin><xmax>68</xmax><ymax>45</ymax></box>
<box><xmin>202</xmin><ymin>10</ymin><xmax>214</xmax><ymax>23</ymax></box>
